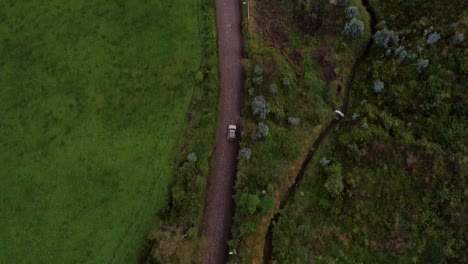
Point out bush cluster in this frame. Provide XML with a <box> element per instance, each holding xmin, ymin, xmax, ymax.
<box><xmin>345</xmin><ymin>6</ymin><xmax>359</xmax><ymax>19</ymax></box>
<box><xmin>254</xmin><ymin>122</ymin><xmax>269</xmax><ymax>139</ymax></box>
<box><xmin>373</xmin><ymin>28</ymin><xmax>399</xmax><ymax>48</ymax></box>
<box><xmin>251</xmin><ymin>96</ymin><xmax>269</xmax><ymax>119</ymax></box>
<box><xmin>287</xmin><ymin>117</ymin><xmax>301</xmax><ymax>126</ymax></box>
<box><xmin>342</xmin><ymin>18</ymin><xmax>365</xmax><ymax>39</ymax></box>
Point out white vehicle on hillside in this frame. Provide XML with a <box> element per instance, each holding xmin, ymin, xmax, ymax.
<box><xmin>335</xmin><ymin>110</ymin><xmax>345</xmax><ymax>118</ymax></box>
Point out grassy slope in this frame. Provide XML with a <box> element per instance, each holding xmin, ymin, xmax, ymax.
<box><xmin>272</xmin><ymin>0</ymin><xmax>467</xmax><ymax>263</ymax></box>
<box><xmin>0</xmin><ymin>0</ymin><xmax>200</xmax><ymax>262</ymax></box>
<box><xmin>228</xmin><ymin>1</ymin><xmax>371</xmax><ymax>262</ymax></box>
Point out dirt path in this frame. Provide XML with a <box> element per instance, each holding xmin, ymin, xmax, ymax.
<box><xmin>200</xmin><ymin>0</ymin><xmax>243</xmax><ymax>263</ymax></box>
<box><xmin>262</xmin><ymin>1</ymin><xmax>378</xmax><ymax>263</ymax></box>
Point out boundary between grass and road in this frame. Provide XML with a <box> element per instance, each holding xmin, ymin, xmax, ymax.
<box><xmin>199</xmin><ymin>0</ymin><xmax>244</xmax><ymax>263</ymax></box>
<box><xmin>117</xmin><ymin>0</ymin><xmax>214</xmax><ymax>262</ymax></box>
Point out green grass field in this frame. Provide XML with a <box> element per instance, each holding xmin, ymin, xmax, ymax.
<box><xmin>0</xmin><ymin>0</ymin><xmax>202</xmax><ymax>262</ymax></box>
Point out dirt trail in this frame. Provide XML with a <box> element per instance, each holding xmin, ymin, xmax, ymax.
<box><xmin>262</xmin><ymin>1</ymin><xmax>378</xmax><ymax>263</ymax></box>
<box><xmin>200</xmin><ymin>0</ymin><xmax>243</xmax><ymax>263</ymax></box>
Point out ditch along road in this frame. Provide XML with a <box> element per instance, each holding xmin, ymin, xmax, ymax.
<box><xmin>200</xmin><ymin>0</ymin><xmax>243</xmax><ymax>263</ymax></box>
<box><xmin>262</xmin><ymin>1</ymin><xmax>378</xmax><ymax>263</ymax></box>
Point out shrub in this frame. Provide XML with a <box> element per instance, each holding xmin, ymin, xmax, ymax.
<box><xmin>342</xmin><ymin>18</ymin><xmax>365</xmax><ymax>39</ymax></box>
<box><xmin>252</xmin><ymin>76</ymin><xmax>263</xmax><ymax>86</ymax></box>
<box><xmin>255</xmin><ymin>122</ymin><xmax>269</xmax><ymax>139</ymax></box>
<box><xmin>251</xmin><ymin>96</ymin><xmax>268</xmax><ymax>119</ymax></box>
<box><xmin>282</xmin><ymin>76</ymin><xmax>291</xmax><ymax>86</ymax></box>
<box><xmin>254</xmin><ymin>65</ymin><xmax>263</xmax><ymax>76</ymax></box>
<box><xmin>259</xmin><ymin>196</ymin><xmax>275</xmax><ymax>213</ymax></box>
<box><xmin>361</xmin><ymin>123</ymin><xmax>369</xmax><ymax>129</ymax></box>
<box><xmin>451</xmin><ymin>33</ymin><xmax>464</xmax><ymax>45</ymax></box>
<box><xmin>395</xmin><ymin>45</ymin><xmax>408</xmax><ymax>60</ymax></box>
<box><xmin>287</xmin><ymin>117</ymin><xmax>301</xmax><ymax>126</ymax></box>
<box><xmin>423</xmin><ymin>27</ymin><xmax>433</xmax><ymax>37</ymax></box>
<box><xmin>345</xmin><ymin>6</ymin><xmax>359</xmax><ymax>19</ymax></box>
<box><xmin>352</xmin><ymin>113</ymin><xmax>360</xmax><ymax>120</ymax></box>
<box><xmin>187</xmin><ymin>152</ymin><xmax>197</xmax><ymax>163</ymax></box>
<box><xmin>324</xmin><ymin>163</ymin><xmax>344</xmax><ymax>197</ymax></box>
<box><xmin>195</xmin><ymin>71</ymin><xmax>204</xmax><ymax>83</ymax></box>
<box><xmin>239</xmin><ymin>193</ymin><xmax>260</xmax><ymax>215</ymax></box>
<box><xmin>269</xmin><ymin>83</ymin><xmax>278</xmax><ymax>95</ymax></box>
<box><xmin>415</xmin><ymin>59</ymin><xmax>429</xmax><ymax>72</ymax></box>
<box><xmin>395</xmin><ymin>45</ymin><xmax>404</xmax><ymax>53</ymax></box>
<box><xmin>373</xmin><ymin>80</ymin><xmax>384</xmax><ymax>93</ymax></box>
<box><xmin>320</xmin><ymin>157</ymin><xmax>331</xmax><ymax>166</ymax></box>
<box><xmin>239</xmin><ymin>148</ymin><xmax>252</xmax><ymax>160</ymax></box>
<box><xmin>426</xmin><ymin>32</ymin><xmax>441</xmax><ymax>45</ymax></box>
<box><xmin>373</xmin><ymin>28</ymin><xmax>399</xmax><ymax>48</ymax></box>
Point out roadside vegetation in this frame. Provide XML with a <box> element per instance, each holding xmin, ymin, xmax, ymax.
<box><xmin>0</xmin><ymin>0</ymin><xmax>215</xmax><ymax>263</ymax></box>
<box><xmin>269</xmin><ymin>0</ymin><xmax>468</xmax><ymax>263</ymax></box>
<box><xmin>139</xmin><ymin>0</ymin><xmax>219</xmax><ymax>262</ymax></box>
<box><xmin>229</xmin><ymin>0</ymin><xmax>371</xmax><ymax>262</ymax></box>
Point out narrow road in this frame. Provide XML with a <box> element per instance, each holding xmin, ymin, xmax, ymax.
<box><xmin>200</xmin><ymin>0</ymin><xmax>243</xmax><ymax>263</ymax></box>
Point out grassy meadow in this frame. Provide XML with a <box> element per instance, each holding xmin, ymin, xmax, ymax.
<box><xmin>0</xmin><ymin>0</ymin><xmax>202</xmax><ymax>262</ymax></box>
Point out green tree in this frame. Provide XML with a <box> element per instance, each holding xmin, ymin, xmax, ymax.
<box><xmin>259</xmin><ymin>195</ymin><xmax>275</xmax><ymax>213</ymax></box>
<box><xmin>239</xmin><ymin>193</ymin><xmax>260</xmax><ymax>214</ymax></box>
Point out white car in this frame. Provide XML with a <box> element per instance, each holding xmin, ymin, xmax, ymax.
<box><xmin>227</xmin><ymin>125</ymin><xmax>237</xmax><ymax>141</ymax></box>
<box><xmin>335</xmin><ymin>110</ymin><xmax>345</xmax><ymax>118</ymax></box>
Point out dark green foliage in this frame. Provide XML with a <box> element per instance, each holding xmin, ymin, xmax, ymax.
<box><xmin>169</xmin><ymin>163</ymin><xmax>202</xmax><ymax>227</ymax></box>
<box><xmin>254</xmin><ymin>65</ymin><xmax>264</xmax><ymax>76</ymax></box>
<box><xmin>239</xmin><ymin>193</ymin><xmax>261</xmax><ymax>215</ymax></box>
<box><xmin>259</xmin><ymin>195</ymin><xmax>275</xmax><ymax>213</ymax></box>
<box><xmin>323</xmin><ymin>162</ymin><xmax>344</xmax><ymax>197</ymax></box>
<box><xmin>253</xmin><ymin>76</ymin><xmax>264</xmax><ymax>86</ymax></box>
<box><xmin>253</xmin><ymin>65</ymin><xmax>264</xmax><ymax>86</ymax></box>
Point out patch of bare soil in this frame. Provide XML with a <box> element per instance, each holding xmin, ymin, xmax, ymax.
<box><xmin>312</xmin><ymin>39</ymin><xmax>338</xmax><ymax>82</ymax></box>
<box><xmin>254</xmin><ymin>1</ymin><xmax>292</xmax><ymax>49</ymax></box>
<box><xmin>254</xmin><ymin>0</ymin><xmax>323</xmax><ymax>67</ymax></box>
<box><xmin>254</xmin><ymin>0</ymin><xmax>344</xmax><ymax>86</ymax></box>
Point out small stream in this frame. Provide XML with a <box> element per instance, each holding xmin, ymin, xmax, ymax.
<box><xmin>262</xmin><ymin>1</ymin><xmax>378</xmax><ymax>263</ymax></box>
